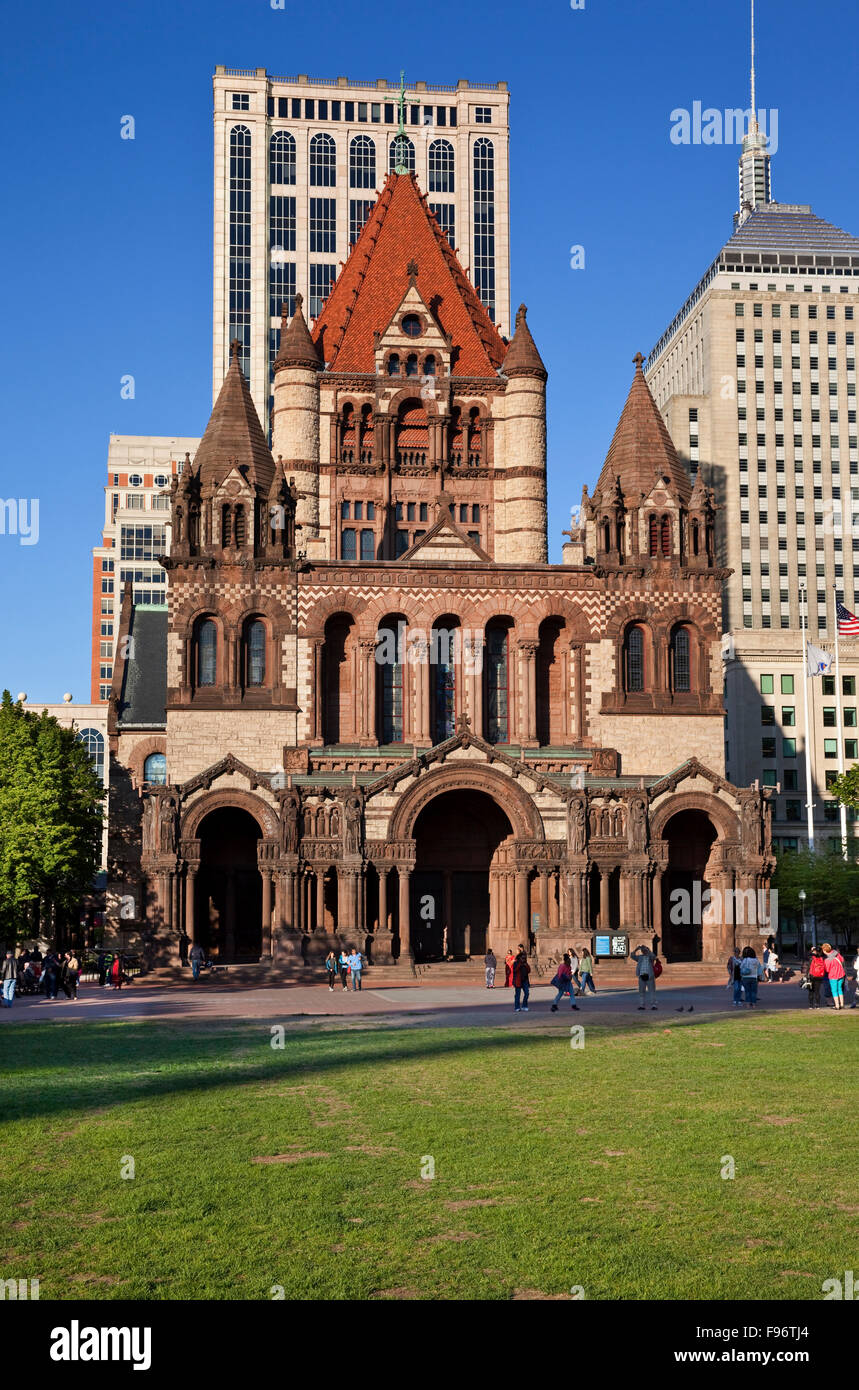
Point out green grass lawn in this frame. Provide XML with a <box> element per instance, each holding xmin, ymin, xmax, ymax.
<box><xmin>2</xmin><ymin>1011</ymin><xmax>856</xmax><ymax>1300</ymax></box>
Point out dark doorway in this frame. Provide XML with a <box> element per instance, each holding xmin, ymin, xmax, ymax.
<box><xmin>195</xmin><ymin>807</ymin><xmax>262</xmax><ymax>962</ymax></box>
<box><xmin>411</xmin><ymin>789</ymin><xmax>512</xmax><ymax>961</ymax></box>
<box><xmin>661</xmin><ymin>809</ymin><xmax>718</xmax><ymax>961</ymax></box>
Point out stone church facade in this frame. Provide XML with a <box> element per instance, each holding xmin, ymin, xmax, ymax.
<box><xmin>106</xmin><ymin>172</ymin><xmax>774</xmax><ymax>967</ymax></box>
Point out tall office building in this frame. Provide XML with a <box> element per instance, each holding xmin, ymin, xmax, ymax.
<box><xmin>212</xmin><ymin>67</ymin><xmax>510</xmax><ymax>431</ymax></box>
<box><xmin>90</xmin><ymin>436</ymin><xmax>199</xmax><ymax>702</ymax></box>
<box><xmin>645</xmin><ymin>15</ymin><xmax>859</xmax><ymax>854</ymax></box>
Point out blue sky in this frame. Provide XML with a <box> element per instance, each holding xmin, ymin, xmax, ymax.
<box><xmin>1</xmin><ymin>0</ymin><xmax>857</xmax><ymax>701</ymax></box>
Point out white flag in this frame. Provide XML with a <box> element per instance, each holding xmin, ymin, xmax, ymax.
<box><xmin>806</xmin><ymin>643</ymin><xmax>833</xmax><ymax>677</ymax></box>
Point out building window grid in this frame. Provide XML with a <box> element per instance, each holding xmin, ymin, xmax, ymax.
<box><xmin>472</xmin><ymin>137</ymin><xmax>495</xmax><ymax>321</ymax></box>
<box><xmin>229</xmin><ymin>124</ymin><xmax>252</xmax><ymax>381</ymax></box>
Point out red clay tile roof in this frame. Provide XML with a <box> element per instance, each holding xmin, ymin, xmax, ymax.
<box><xmin>596</xmin><ymin>354</ymin><xmax>691</xmax><ymax>504</ymax></box>
<box><xmin>195</xmin><ymin>341</ymin><xmax>275</xmax><ymax>493</ymax></box>
<box><xmin>312</xmin><ymin>173</ymin><xmax>507</xmax><ymax>377</ymax></box>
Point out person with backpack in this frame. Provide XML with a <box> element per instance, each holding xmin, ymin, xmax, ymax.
<box><xmin>728</xmin><ymin>950</ymin><xmax>745</xmax><ymax>1006</ymax></box>
<box><xmin>822</xmin><ymin>943</ymin><xmax>847</xmax><ymax>1011</ymax></box>
<box><xmin>739</xmin><ymin>947</ymin><xmax>764</xmax><ymax>1007</ymax></box>
<box><xmin>578</xmin><ymin>948</ymin><xmax>596</xmax><ymax>996</ymax></box>
<box><xmin>631</xmin><ymin>944</ymin><xmax>658</xmax><ymax>1010</ymax></box>
<box><xmin>807</xmin><ymin>947</ymin><xmax>825</xmax><ymax>1009</ymax></box>
<box><xmin>550</xmin><ymin>953</ymin><xmax>579</xmax><ymax>1012</ymax></box>
<box><xmin>512</xmin><ymin>949</ymin><xmax>531</xmax><ymax>1013</ymax></box>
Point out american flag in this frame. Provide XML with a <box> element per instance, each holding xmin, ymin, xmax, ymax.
<box><xmin>837</xmin><ymin>601</ymin><xmax>859</xmax><ymax>636</ymax></box>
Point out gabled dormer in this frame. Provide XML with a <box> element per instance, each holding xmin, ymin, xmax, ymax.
<box><xmin>373</xmin><ymin>263</ymin><xmax>452</xmax><ymax>387</ymax></box>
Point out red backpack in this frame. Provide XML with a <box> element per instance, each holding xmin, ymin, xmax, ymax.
<box><xmin>652</xmin><ymin>957</ymin><xmax>663</xmax><ymax>979</ymax></box>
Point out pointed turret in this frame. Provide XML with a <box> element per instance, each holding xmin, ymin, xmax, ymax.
<box><xmin>194</xmin><ymin>341</ymin><xmax>275</xmax><ymax>493</ymax></box>
<box><xmin>503</xmin><ymin>304</ymin><xmax>547</xmax><ymax>380</ymax></box>
<box><xmin>596</xmin><ymin>354</ymin><xmax>691</xmax><ymax>505</ymax></box>
<box><xmin>274</xmin><ymin>294</ymin><xmax>322</xmax><ymax>372</ymax></box>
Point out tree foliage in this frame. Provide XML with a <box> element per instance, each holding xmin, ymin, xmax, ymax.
<box><xmin>772</xmin><ymin>839</ymin><xmax>859</xmax><ymax>941</ymax></box>
<box><xmin>829</xmin><ymin>764</ymin><xmax>859</xmax><ymax>811</ymax></box>
<box><xmin>0</xmin><ymin>691</ymin><xmax>104</xmax><ymax>941</ymax></box>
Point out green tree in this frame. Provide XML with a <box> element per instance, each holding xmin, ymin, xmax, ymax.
<box><xmin>0</xmin><ymin>691</ymin><xmax>104</xmax><ymax>943</ymax></box>
<box><xmin>772</xmin><ymin>840</ymin><xmax>859</xmax><ymax>943</ymax></box>
<box><xmin>829</xmin><ymin>764</ymin><xmax>859</xmax><ymax>811</ymax></box>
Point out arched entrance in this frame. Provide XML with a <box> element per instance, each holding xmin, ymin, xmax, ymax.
<box><xmin>195</xmin><ymin>807</ymin><xmax>262</xmax><ymax>962</ymax></box>
<box><xmin>661</xmin><ymin>809</ymin><xmax>718</xmax><ymax>962</ymax></box>
<box><xmin>411</xmin><ymin>789</ymin><xmax>513</xmax><ymax>961</ymax></box>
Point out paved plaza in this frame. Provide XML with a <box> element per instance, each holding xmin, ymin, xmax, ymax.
<box><xmin>1</xmin><ymin>975</ymin><xmax>841</xmax><ymax>1029</ymax></box>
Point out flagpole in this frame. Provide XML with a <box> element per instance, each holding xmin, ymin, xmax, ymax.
<box><xmin>801</xmin><ymin>584</ymin><xmax>815</xmax><ymax>852</ymax></box>
<box><xmin>834</xmin><ymin>588</ymin><xmax>848</xmax><ymax>859</ymax></box>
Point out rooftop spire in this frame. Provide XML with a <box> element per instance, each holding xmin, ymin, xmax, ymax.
<box><xmin>736</xmin><ymin>0</ymin><xmax>772</xmax><ymax>225</ymax></box>
<box><xmin>393</xmin><ymin>69</ymin><xmax>410</xmax><ymax>175</ymax></box>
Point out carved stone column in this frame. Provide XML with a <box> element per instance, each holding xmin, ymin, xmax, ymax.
<box><xmin>570</xmin><ymin>643</ymin><xmax>585</xmax><ymax>743</ymax></box>
<box><xmin>398</xmin><ymin>866</ymin><xmax>412</xmax><ymax>959</ymax></box>
<box><xmin>517</xmin><ymin>641</ymin><xmax>538</xmax><ymax>745</ymax></box>
<box><xmin>261</xmin><ymin>872</ymin><xmax>273</xmax><ymax>957</ymax></box>
<box><xmin>358</xmin><ymin>640</ymin><xmax>376</xmax><ymax>745</ymax></box>
<box><xmin>309</xmin><ymin>638</ymin><xmax>324</xmax><ymax>744</ymax></box>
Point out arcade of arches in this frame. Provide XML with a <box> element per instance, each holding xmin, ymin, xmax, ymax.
<box><xmin>139</xmin><ymin>760</ymin><xmax>773</xmax><ymax>967</ymax></box>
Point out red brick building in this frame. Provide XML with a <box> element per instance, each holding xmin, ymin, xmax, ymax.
<box><xmin>107</xmin><ymin>173</ymin><xmax>774</xmax><ymax>967</ymax></box>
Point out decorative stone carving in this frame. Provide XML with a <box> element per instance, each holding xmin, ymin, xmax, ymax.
<box><xmin>281</xmin><ymin>791</ymin><xmax>300</xmax><ymax>854</ymax></box>
<box><xmin>569</xmin><ymin>797</ymin><xmax>587</xmax><ymax>855</ymax></box>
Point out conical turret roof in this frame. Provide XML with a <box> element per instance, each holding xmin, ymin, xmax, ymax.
<box><xmin>275</xmin><ymin>294</ymin><xmax>323</xmax><ymax>371</ymax></box>
<box><xmin>503</xmin><ymin>304</ymin><xmax>547</xmax><ymax>379</ymax></box>
<box><xmin>195</xmin><ymin>341</ymin><xmax>275</xmax><ymax>492</ymax></box>
<box><xmin>596</xmin><ymin>354</ymin><xmax>691</xmax><ymax>504</ymax></box>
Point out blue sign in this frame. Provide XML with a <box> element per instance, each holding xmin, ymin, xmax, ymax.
<box><xmin>595</xmin><ymin>934</ymin><xmax>611</xmax><ymax>958</ymax></box>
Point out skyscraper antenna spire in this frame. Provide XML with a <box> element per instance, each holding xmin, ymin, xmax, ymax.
<box><xmin>749</xmin><ymin>0</ymin><xmax>757</xmax><ymax>132</ymax></box>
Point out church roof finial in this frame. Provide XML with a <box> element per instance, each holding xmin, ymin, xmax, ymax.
<box><xmin>393</xmin><ymin>69</ymin><xmax>410</xmax><ymax>175</ymax></box>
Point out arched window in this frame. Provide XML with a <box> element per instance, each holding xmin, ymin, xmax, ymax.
<box><xmin>691</xmin><ymin>519</ymin><xmax>700</xmax><ymax>556</ymax></box>
<box><xmin>406</xmin><ymin>353</ymin><xmax>419</xmax><ymax>377</ymax></box>
<box><xmin>245</xmin><ymin>620</ymin><xmax>266</xmax><ymax>687</ymax></box>
<box><xmin>661</xmin><ymin>515</ymin><xmax>672</xmax><ymax>556</ymax></box>
<box><xmin>648</xmin><ymin>514</ymin><xmax>659</xmax><ymax>557</ymax></box>
<box><xmin>671</xmin><ymin>627</ymin><xmax>691</xmax><ymax>693</ymax></box>
<box><xmin>472</xmin><ymin>137</ymin><xmax>495</xmax><ymax>320</ymax></box>
<box><xmin>431</xmin><ymin>619</ymin><xmax>459</xmax><ymax>743</ymax></box>
<box><xmin>269</xmin><ymin>131</ymin><xmax>296</xmax><ymax>185</ymax></box>
<box><xmin>623</xmin><ymin>625</ymin><xmax>646</xmax><ymax>693</ymax></box>
<box><xmin>221</xmin><ymin>505</ymin><xmax>232</xmax><ymax>547</ymax></box>
<box><xmin>485</xmin><ymin>623</ymin><xmax>509</xmax><ymax>744</ymax></box>
<box><xmin>376</xmin><ymin>619</ymin><xmax>404</xmax><ymax>743</ymax></box>
<box><xmin>196</xmin><ymin>620</ymin><xmax>217</xmax><ymax>687</ymax></box>
<box><xmin>360</xmin><ymin>529</ymin><xmax>375</xmax><ymax>561</ymax></box>
<box><xmin>428</xmin><ymin>138</ymin><xmax>455</xmax><ymax>193</ymax></box>
<box><xmin>603</xmin><ymin>520</ymin><xmax>612</xmax><ymax>551</ymax></box>
<box><xmin>389</xmin><ymin>135</ymin><xmax>415</xmax><ymax>173</ymax></box>
<box><xmin>234</xmin><ymin>504</ymin><xmax>246</xmax><ymax>547</ymax></box>
<box><xmin>77</xmin><ymin>728</ymin><xmax>104</xmax><ymax>779</ymax></box>
<box><xmin>144</xmin><ymin>752</ymin><xmax>167</xmax><ymax>785</ymax></box>
<box><xmin>387</xmin><ymin>353</ymin><xmax>400</xmax><ymax>376</ymax></box>
<box><xmin>349</xmin><ymin>134</ymin><xmax>376</xmax><ymax>188</ymax></box>
<box><xmin>341</xmin><ymin>528</ymin><xmax>357</xmax><ymax>560</ymax></box>
<box><xmin>423</xmin><ymin>354</ymin><xmax>436</xmax><ymax>376</ymax></box>
<box><xmin>310</xmin><ymin>133</ymin><xmax>336</xmax><ymax>186</ymax></box>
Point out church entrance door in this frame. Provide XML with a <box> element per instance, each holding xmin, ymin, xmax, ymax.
<box><xmin>195</xmin><ymin>807</ymin><xmax>263</xmax><ymax>962</ymax></box>
<box><xmin>411</xmin><ymin>789</ymin><xmax>512</xmax><ymax>962</ymax></box>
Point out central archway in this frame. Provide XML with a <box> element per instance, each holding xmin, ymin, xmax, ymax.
<box><xmin>195</xmin><ymin>807</ymin><xmax>262</xmax><ymax>962</ymax></box>
<box><xmin>411</xmin><ymin>788</ymin><xmax>513</xmax><ymax>961</ymax></box>
<box><xmin>661</xmin><ymin>809</ymin><xmax>718</xmax><ymax>962</ymax></box>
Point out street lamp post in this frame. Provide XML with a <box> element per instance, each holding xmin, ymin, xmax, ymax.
<box><xmin>798</xmin><ymin>890</ymin><xmax>807</xmax><ymax>954</ymax></box>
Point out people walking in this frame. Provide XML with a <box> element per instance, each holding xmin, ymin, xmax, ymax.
<box><xmin>324</xmin><ymin>950</ymin><xmax>338</xmax><ymax>991</ymax></box>
<box><xmin>822</xmin><ymin>943</ymin><xmax>847</xmax><ymax>1011</ymax></box>
<box><xmin>568</xmin><ymin>947</ymin><xmax>582</xmax><ymax>995</ymax></box>
<box><xmin>189</xmin><ymin>941</ymin><xmax>205</xmax><ymax>981</ymax></box>
<box><xmin>504</xmin><ymin>949</ymin><xmax>515</xmax><ymax>988</ymax></box>
<box><xmin>348</xmin><ymin>947</ymin><xmax>363</xmax><ymax>991</ymax></box>
<box><xmin>631</xmin><ymin>944</ymin><xmax>658</xmax><ymax>1010</ymax></box>
<box><xmin>512</xmin><ymin>949</ymin><xmax>531</xmax><ymax>1013</ymax></box>
<box><xmin>1</xmin><ymin>950</ymin><xmax>16</xmax><ymax>1007</ymax></box>
<box><xmin>579</xmin><ymin>948</ymin><xmax>596</xmax><ymax>996</ymax></box>
<box><xmin>338</xmin><ymin>949</ymin><xmax>350</xmax><ymax>991</ymax></box>
<box><xmin>550</xmin><ymin>953</ymin><xmax>579</xmax><ymax>1011</ymax></box>
<box><xmin>62</xmin><ymin>951</ymin><xmax>80</xmax><ymax>1000</ymax></box>
<box><xmin>484</xmin><ymin>948</ymin><xmax>497</xmax><ymax>989</ymax></box>
<box><xmin>739</xmin><ymin>947</ymin><xmax>764</xmax><ymax>1007</ymax></box>
<box><xmin>111</xmin><ymin>954</ymin><xmax>124</xmax><ymax>991</ymax></box>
